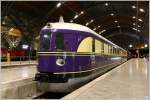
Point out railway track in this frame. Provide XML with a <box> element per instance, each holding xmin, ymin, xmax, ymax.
<box><xmin>33</xmin><ymin>92</ymin><xmax>70</xmax><ymax>99</ymax></box>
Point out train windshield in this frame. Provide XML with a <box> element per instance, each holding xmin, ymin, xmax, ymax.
<box><xmin>39</xmin><ymin>31</ymin><xmax>51</xmax><ymax>51</ymax></box>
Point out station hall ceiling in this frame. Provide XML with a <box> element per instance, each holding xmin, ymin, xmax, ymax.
<box><xmin>1</xmin><ymin>1</ymin><xmax>149</xmax><ymax>49</ymax></box>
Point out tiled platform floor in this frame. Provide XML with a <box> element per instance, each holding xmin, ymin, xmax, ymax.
<box><xmin>1</xmin><ymin>60</ymin><xmax>37</xmax><ymax>67</ymax></box>
<box><xmin>1</xmin><ymin>65</ymin><xmax>38</xmax><ymax>99</ymax></box>
<box><xmin>1</xmin><ymin>65</ymin><xmax>37</xmax><ymax>84</ymax></box>
<box><xmin>62</xmin><ymin>58</ymin><xmax>149</xmax><ymax>100</ymax></box>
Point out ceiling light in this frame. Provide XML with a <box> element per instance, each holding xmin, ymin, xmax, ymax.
<box><xmin>132</xmin><ymin>16</ymin><xmax>136</xmax><ymax>19</ymax></box>
<box><xmin>74</xmin><ymin>15</ymin><xmax>79</xmax><ymax>19</ymax></box>
<box><xmin>138</xmin><ymin>18</ymin><xmax>143</xmax><ymax>22</ymax></box>
<box><xmin>98</xmin><ymin>25</ymin><xmax>101</xmax><ymax>28</ymax></box>
<box><xmin>132</xmin><ymin>5</ymin><xmax>136</xmax><ymax>9</ymax></box>
<box><xmin>70</xmin><ymin>20</ymin><xmax>73</xmax><ymax>22</ymax></box>
<box><xmin>22</xmin><ymin>44</ymin><xmax>29</xmax><ymax>49</ymax></box>
<box><xmin>129</xmin><ymin>44</ymin><xmax>133</xmax><ymax>48</ymax></box>
<box><xmin>90</xmin><ymin>19</ymin><xmax>94</xmax><ymax>23</ymax></box>
<box><xmin>132</xmin><ymin>28</ymin><xmax>137</xmax><ymax>30</ymax></box>
<box><xmin>56</xmin><ymin>2</ymin><xmax>62</xmax><ymax>8</ymax></box>
<box><xmin>138</xmin><ymin>25</ymin><xmax>141</xmax><ymax>27</ymax></box>
<box><xmin>99</xmin><ymin>29</ymin><xmax>106</xmax><ymax>34</ymax></box>
<box><xmin>86</xmin><ymin>22</ymin><xmax>89</xmax><ymax>26</ymax></box>
<box><xmin>110</xmin><ymin>13</ymin><xmax>114</xmax><ymax>16</ymax></box>
<box><xmin>114</xmin><ymin>20</ymin><xmax>118</xmax><ymax>23</ymax></box>
<box><xmin>93</xmin><ymin>28</ymin><xmax>97</xmax><ymax>31</ymax></box>
<box><xmin>2</xmin><ymin>21</ymin><xmax>6</xmax><ymax>24</ymax></box>
<box><xmin>117</xmin><ymin>25</ymin><xmax>120</xmax><ymax>28</ymax></box>
<box><xmin>133</xmin><ymin>23</ymin><xmax>136</xmax><ymax>25</ymax></box>
<box><xmin>137</xmin><ymin>30</ymin><xmax>141</xmax><ymax>32</ymax></box>
<box><xmin>144</xmin><ymin>44</ymin><xmax>148</xmax><ymax>48</ymax></box>
<box><xmin>139</xmin><ymin>8</ymin><xmax>145</xmax><ymax>13</ymax></box>
<box><xmin>80</xmin><ymin>11</ymin><xmax>84</xmax><ymax>14</ymax></box>
<box><xmin>12</xmin><ymin>43</ymin><xmax>15</xmax><ymax>46</ymax></box>
<box><xmin>105</xmin><ymin>3</ymin><xmax>108</xmax><ymax>6</ymax></box>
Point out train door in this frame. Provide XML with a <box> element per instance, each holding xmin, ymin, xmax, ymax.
<box><xmin>63</xmin><ymin>33</ymin><xmax>76</xmax><ymax>74</ymax></box>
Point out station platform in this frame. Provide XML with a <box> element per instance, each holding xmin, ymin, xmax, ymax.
<box><xmin>0</xmin><ymin>64</ymin><xmax>41</xmax><ymax>99</ymax></box>
<box><xmin>62</xmin><ymin>58</ymin><xmax>149</xmax><ymax>100</ymax></box>
<box><xmin>1</xmin><ymin>60</ymin><xmax>37</xmax><ymax>68</ymax></box>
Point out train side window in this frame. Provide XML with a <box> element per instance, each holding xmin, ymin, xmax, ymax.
<box><xmin>95</xmin><ymin>39</ymin><xmax>103</xmax><ymax>54</ymax></box>
<box><xmin>56</xmin><ymin>33</ymin><xmax>64</xmax><ymax>51</ymax></box>
<box><xmin>77</xmin><ymin>37</ymin><xmax>93</xmax><ymax>52</ymax></box>
<box><xmin>104</xmin><ymin>43</ymin><xmax>108</xmax><ymax>55</ymax></box>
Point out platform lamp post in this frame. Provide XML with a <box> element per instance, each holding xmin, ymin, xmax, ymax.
<box><xmin>22</xmin><ymin>44</ymin><xmax>29</xmax><ymax>63</ymax></box>
<box><xmin>29</xmin><ymin>46</ymin><xmax>32</xmax><ymax>64</ymax></box>
<box><xmin>2</xmin><ymin>28</ymin><xmax>22</xmax><ymax>64</ymax></box>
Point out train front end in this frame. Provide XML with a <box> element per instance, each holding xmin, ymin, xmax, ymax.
<box><xmin>35</xmin><ymin>23</ymin><xmax>76</xmax><ymax>83</ymax></box>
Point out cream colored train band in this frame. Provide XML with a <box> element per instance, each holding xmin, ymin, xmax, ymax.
<box><xmin>37</xmin><ymin>52</ymin><xmax>126</xmax><ymax>57</ymax></box>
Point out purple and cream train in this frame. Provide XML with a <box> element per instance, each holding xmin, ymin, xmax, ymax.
<box><xmin>35</xmin><ymin>19</ymin><xmax>127</xmax><ymax>92</ymax></box>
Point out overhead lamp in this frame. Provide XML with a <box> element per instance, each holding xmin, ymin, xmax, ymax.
<box><xmin>80</xmin><ymin>11</ymin><xmax>84</xmax><ymax>14</ymax></box>
<box><xmin>86</xmin><ymin>22</ymin><xmax>89</xmax><ymax>26</ymax></box>
<box><xmin>132</xmin><ymin>5</ymin><xmax>136</xmax><ymax>9</ymax></box>
<box><xmin>103</xmin><ymin>29</ymin><xmax>106</xmax><ymax>32</ymax></box>
<box><xmin>138</xmin><ymin>18</ymin><xmax>143</xmax><ymax>22</ymax></box>
<box><xmin>2</xmin><ymin>20</ymin><xmax>6</xmax><ymax>24</ymax></box>
<box><xmin>98</xmin><ymin>25</ymin><xmax>101</xmax><ymax>28</ymax></box>
<box><xmin>114</xmin><ymin>20</ymin><xmax>118</xmax><ymax>23</ymax></box>
<box><xmin>137</xmin><ymin>30</ymin><xmax>141</xmax><ymax>32</ymax></box>
<box><xmin>144</xmin><ymin>44</ymin><xmax>148</xmax><ymax>48</ymax></box>
<box><xmin>129</xmin><ymin>44</ymin><xmax>133</xmax><ymax>48</ymax></box>
<box><xmin>138</xmin><ymin>25</ymin><xmax>141</xmax><ymax>27</ymax></box>
<box><xmin>70</xmin><ymin>20</ymin><xmax>73</xmax><ymax>22</ymax></box>
<box><xmin>56</xmin><ymin>2</ymin><xmax>62</xmax><ymax>8</ymax></box>
<box><xmin>90</xmin><ymin>19</ymin><xmax>94</xmax><ymax>23</ymax></box>
<box><xmin>132</xmin><ymin>16</ymin><xmax>136</xmax><ymax>19</ymax></box>
<box><xmin>93</xmin><ymin>28</ymin><xmax>97</xmax><ymax>31</ymax></box>
<box><xmin>133</xmin><ymin>23</ymin><xmax>136</xmax><ymax>25</ymax></box>
<box><xmin>99</xmin><ymin>29</ymin><xmax>106</xmax><ymax>34</ymax></box>
<box><xmin>110</xmin><ymin>13</ymin><xmax>114</xmax><ymax>16</ymax></box>
<box><xmin>117</xmin><ymin>25</ymin><xmax>120</xmax><ymax>28</ymax></box>
<box><xmin>74</xmin><ymin>15</ymin><xmax>79</xmax><ymax>19</ymax></box>
<box><xmin>132</xmin><ymin>28</ymin><xmax>137</xmax><ymax>30</ymax></box>
<box><xmin>12</xmin><ymin>43</ymin><xmax>15</xmax><ymax>46</ymax></box>
<box><xmin>22</xmin><ymin>44</ymin><xmax>29</xmax><ymax>49</ymax></box>
<box><xmin>139</xmin><ymin>8</ymin><xmax>145</xmax><ymax>13</ymax></box>
<box><xmin>105</xmin><ymin>3</ymin><xmax>108</xmax><ymax>6</ymax></box>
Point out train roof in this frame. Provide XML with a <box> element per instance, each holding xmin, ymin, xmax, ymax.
<box><xmin>43</xmin><ymin>22</ymin><xmax>126</xmax><ymax>52</ymax></box>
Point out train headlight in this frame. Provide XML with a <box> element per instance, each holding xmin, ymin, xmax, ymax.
<box><xmin>56</xmin><ymin>59</ymin><xmax>65</xmax><ymax>66</ymax></box>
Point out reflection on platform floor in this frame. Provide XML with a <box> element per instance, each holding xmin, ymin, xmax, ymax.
<box><xmin>1</xmin><ymin>65</ymin><xmax>37</xmax><ymax>84</ymax></box>
<box><xmin>1</xmin><ymin>60</ymin><xmax>37</xmax><ymax>67</ymax></box>
<box><xmin>62</xmin><ymin>58</ymin><xmax>149</xmax><ymax>100</ymax></box>
<box><xmin>1</xmin><ymin>64</ymin><xmax>38</xmax><ymax>99</ymax></box>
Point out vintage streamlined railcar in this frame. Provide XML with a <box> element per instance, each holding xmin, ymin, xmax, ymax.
<box><xmin>35</xmin><ymin>18</ymin><xmax>127</xmax><ymax>92</ymax></box>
